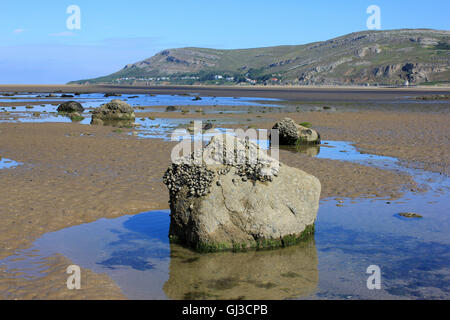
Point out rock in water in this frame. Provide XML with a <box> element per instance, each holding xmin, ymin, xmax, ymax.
<box><xmin>398</xmin><ymin>212</ymin><xmax>423</xmax><ymax>218</ymax></box>
<box><xmin>163</xmin><ymin>134</ymin><xmax>321</xmax><ymax>252</ymax></box>
<box><xmin>271</xmin><ymin>117</ymin><xmax>321</xmax><ymax>145</ymax></box>
<box><xmin>57</xmin><ymin>101</ymin><xmax>84</xmax><ymax>113</ymax></box>
<box><xmin>91</xmin><ymin>99</ymin><xmax>135</xmax><ymax>124</ymax></box>
<box><xmin>165</xmin><ymin>105</ymin><xmax>178</xmax><ymax>112</ymax></box>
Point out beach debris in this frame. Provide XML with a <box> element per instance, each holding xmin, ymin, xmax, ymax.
<box><xmin>163</xmin><ymin>134</ymin><xmax>321</xmax><ymax>252</ymax></box>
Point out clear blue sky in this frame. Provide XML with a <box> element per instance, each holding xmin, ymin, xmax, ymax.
<box><xmin>1</xmin><ymin>0</ymin><xmax>449</xmax><ymax>84</ymax></box>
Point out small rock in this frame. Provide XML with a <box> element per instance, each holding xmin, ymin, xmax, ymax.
<box><xmin>398</xmin><ymin>212</ymin><xmax>423</xmax><ymax>218</ymax></box>
<box><xmin>166</xmin><ymin>105</ymin><xmax>178</xmax><ymax>112</ymax></box>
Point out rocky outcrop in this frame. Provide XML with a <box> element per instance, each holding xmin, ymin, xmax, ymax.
<box><xmin>91</xmin><ymin>99</ymin><xmax>135</xmax><ymax>125</ymax></box>
<box><xmin>163</xmin><ymin>134</ymin><xmax>321</xmax><ymax>252</ymax></box>
<box><xmin>271</xmin><ymin>118</ymin><xmax>321</xmax><ymax>145</ymax></box>
<box><xmin>57</xmin><ymin>101</ymin><xmax>84</xmax><ymax>113</ymax></box>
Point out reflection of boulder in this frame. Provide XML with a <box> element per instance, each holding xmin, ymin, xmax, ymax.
<box><xmin>163</xmin><ymin>134</ymin><xmax>321</xmax><ymax>252</ymax></box>
<box><xmin>91</xmin><ymin>99</ymin><xmax>135</xmax><ymax>122</ymax></box>
<box><xmin>271</xmin><ymin>118</ymin><xmax>321</xmax><ymax>145</ymax></box>
<box><xmin>91</xmin><ymin>119</ymin><xmax>135</xmax><ymax>128</ymax></box>
<box><xmin>281</xmin><ymin>145</ymin><xmax>321</xmax><ymax>157</ymax></box>
<box><xmin>163</xmin><ymin>238</ymin><xmax>318</xmax><ymax>300</ymax></box>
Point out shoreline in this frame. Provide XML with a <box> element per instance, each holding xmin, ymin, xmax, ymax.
<box><xmin>0</xmin><ymin>84</ymin><xmax>449</xmax><ymax>101</ymax></box>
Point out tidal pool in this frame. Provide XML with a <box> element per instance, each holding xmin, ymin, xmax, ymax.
<box><xmin>0</xmin><ymin>158</ymin><xmax>21</xmax><ymax>169</ymax></box>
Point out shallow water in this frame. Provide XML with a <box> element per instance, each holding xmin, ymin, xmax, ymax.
<box><xmin>0</xmin><ymin>93</ymin><xmax>281</xmax><ymax>112</ymax></box>
<box><xmin>0</xmin><ymin>138</ymin><xmax>448</xmax><ymax>299</ymax></box>
<box><xmin>0</xmin><ymin>93</ymin><xmax>283</xmax><ymax>128</ymax></box>
<box><xmin>0</xmin><ymin>157</ymin><xmax>21</xmax><ymax>169</ymax></box>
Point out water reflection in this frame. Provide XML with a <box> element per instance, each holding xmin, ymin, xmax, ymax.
<box><xmin>0</xmin><ymin>210</ymin><xmax>318</xmax><ymax>299</ymax></box>
<box><xmin>164</xmin><ymin>239</ymin><xmax>318</xmax><ymax>300</ymax></box>
<box><xmin>91</xmin><ymin>119</ymin><xmax>135</xmax><ymax>128</ymax></box>
<box><xmin>280</xmin><ymin>145</ymin><xmax>321</xmax><ymax>157</ymax></box>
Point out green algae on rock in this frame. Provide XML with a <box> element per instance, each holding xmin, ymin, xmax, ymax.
<box><xmin>91</xmin><ymin>99</ymin><xmax>135</xmax><ymax>123</ymax></box>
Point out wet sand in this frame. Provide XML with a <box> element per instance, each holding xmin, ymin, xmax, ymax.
<box><xmin>0</xmin><ymin>254</ymin><xmax>125</xmax><ymax>299</ymax></box>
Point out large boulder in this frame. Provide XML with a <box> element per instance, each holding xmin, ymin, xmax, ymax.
<box><xmin>271</xmin><ymin>118</ymin><xmax>321</xmax><ymax>145</ymax></box>
<box><xmin>91</xmin><ymin>99</ymin><xmax>135</xmax><ymax>124</ymax></box>
<box><xmin>163</xmin><ymin>134</ymin><xmax>321</xmax><ymax>252</ymax></box>
<box><xmin>57</xmin><ymin>101</ymin><xmax>84</xmax><ymax>113</ymax></box>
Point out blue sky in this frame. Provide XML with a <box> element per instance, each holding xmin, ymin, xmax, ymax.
<box><xmin>1</xmin><ymin>0</ymin><xmax>449</xmax><ymax>84</ymax></box>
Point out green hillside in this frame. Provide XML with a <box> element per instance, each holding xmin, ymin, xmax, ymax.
<box><xmin>70</xmin><ymin>29</ymin><xmax>450</xmax><ymax>86</ymax></box>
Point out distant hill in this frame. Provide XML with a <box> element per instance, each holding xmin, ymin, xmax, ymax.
<box><xmin>70</xmin><ymin>29</ymin><xmax>450</xmax><ymax>86</ymax></box>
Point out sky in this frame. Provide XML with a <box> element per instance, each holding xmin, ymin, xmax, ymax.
<box><xmin>0</xmin><ymin>0</ymin><xmax>449</xmax><ymax>84</ymax></box>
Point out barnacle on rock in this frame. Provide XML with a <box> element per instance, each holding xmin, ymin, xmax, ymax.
<box><xmin>163</xmin><ymin>163</ymin><xmax>215</xmax><ymax>198</ymax></box>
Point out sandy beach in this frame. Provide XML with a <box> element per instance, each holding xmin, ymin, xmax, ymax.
<box><xmin>0</xmin><ymin>85</ymin><xmax>449</xmax><ymax>299</ymax></box>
